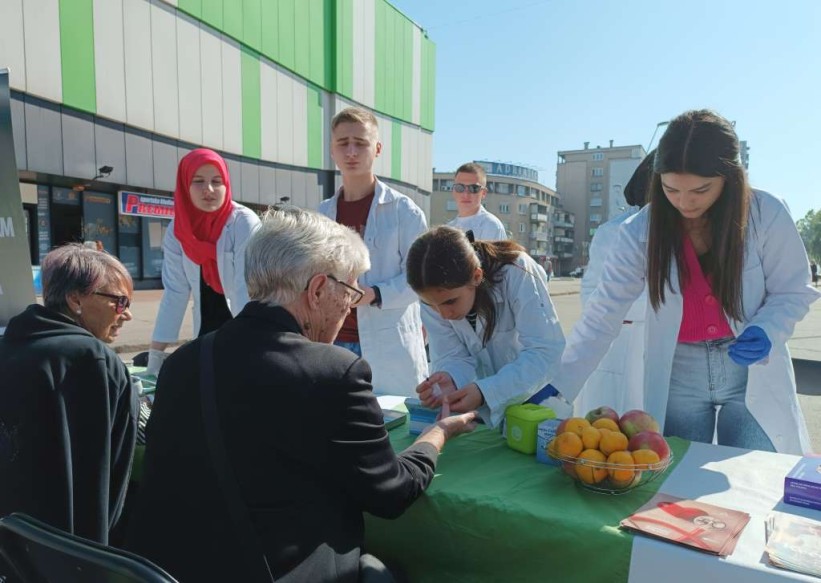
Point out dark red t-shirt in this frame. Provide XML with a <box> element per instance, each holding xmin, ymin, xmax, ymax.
<box><xmin>335</xmin><ymin>192</ymin><xmax>374</xmax><ymax>342</ymax></box>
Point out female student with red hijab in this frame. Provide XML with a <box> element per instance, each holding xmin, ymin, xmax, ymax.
<box><xmin>146</xmin><ymin>149</ymin><xmax>260</xmax><ymax>376</ymax></box>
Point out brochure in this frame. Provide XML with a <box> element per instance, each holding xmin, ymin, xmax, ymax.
<box><xmin>620</xmin><ymin>493</ymin><xmax>750</xmax><ymax>556</ymax></box>
<box><xmin>765</xmin><ymin>511</ymin><xmax>821</xmax><ymax>578</ymax></box>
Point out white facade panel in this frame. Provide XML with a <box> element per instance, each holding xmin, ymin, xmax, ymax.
<box><xmin>93</xmin><ymin>0</ymin><xmax>127</xmax><ymax>121</ymax></box>
<box><xmin>123</xmin><ymin>0</ymin><xmax>154</xmax><ymax>130</ymax></box>
<box><xmin>150</xmin><ymin>1</ymin><xmax>180</xmax><ymax>138</ymax></box>
<box><xmin>259</xmin><ymin>60</ymin><xmax>279</xmax><ymax>162</ymax></box>
<box><xmin>0</xmin><ymin>0</ymin><xmax>26</xmax><ymax>90</ymax></box>
<box><xmin>176</xmin><ymin>15</ymin><xmax>202</xmax><ymax>144</ymax></box>
<box><xmin>292</xmin><ymin>81</ymin><xmax>308</xmax><ymax>167</ymax></box>
<box><xmin>23</xmin><ymin>0</ymin><xmax>61</xmax><ymax>102</ymax></box>
<box><xmin>411</xmin><ymin>27</ymin><xmax>421</xmax><ymax>125</ymax></box>
<box><xmin>199</xmin><ymin>27</ymin><xmax>223</xmax><ymax>150</ymax></box>
<box><xmin>275</xmin><ymin>71</ymin><xmax>294</xmax><ymax>165</ymax></box>
<box><xmin>420</xmin><ymin>131</ymin><xmax>432</xmax><ymax>192</ymax></box>
<box><xmin>402</xmin><ymin>123</ymin><xmax>417</xmax><ymax>186</ymax></box>
<box><xmin>373</xmin><ymin>115</ymin><xmax>390</xmax><ymax>178</ymax></box>
<box><xmin>221</xmin><ymin>37</ymin><xmax>243</xmax><ymax>155</ymax></box>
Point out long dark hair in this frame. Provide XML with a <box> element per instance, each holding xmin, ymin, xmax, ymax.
<box><xmin>407</xmin><ymin>226</ymin><xmax>524</xmax><ymax>345</ymax></box>
<box><xmin>648</xmin><ymin>110</ymin><xmax>750</xmax><ymax>321</ymax></box>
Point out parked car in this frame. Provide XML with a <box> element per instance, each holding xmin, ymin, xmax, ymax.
<box><xmin>569</xmin><ymin>266</ymin><xmax>585</xmax><ymax>278</ymax></box>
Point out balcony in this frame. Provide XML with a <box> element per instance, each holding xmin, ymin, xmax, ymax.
<box><xmin>554</xmin><ymin>236</ymin><xmax>574</xmax><ymax>244</ymax></box>
<box><xmin>530</xmin><ymin>213</ymin><xmax>548</xmax><ymax>222</ymax></box>
<box><xmin>530</xmin><ymin>232</ymin><xmax>548</xmax><ymax>242</ymax></box>
<box><xmin>553</xmin><ymin>219</ymin><xmax>574</xmax><ymax>228</ymax></box>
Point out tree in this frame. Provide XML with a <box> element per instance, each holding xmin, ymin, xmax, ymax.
<box><xmin>796</xmin><ymin>209</ymin><xmax>821</xmax><ymax>263</ymax></box>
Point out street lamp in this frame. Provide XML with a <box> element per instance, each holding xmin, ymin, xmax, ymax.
<box><xmin>646</xmin><ymin>121</ymin><xmax>669</xmax><ymax>152</ymax></box>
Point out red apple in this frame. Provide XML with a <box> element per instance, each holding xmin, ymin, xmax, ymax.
<box><xmin>585</xmin><ymin>405</ymin><xmax>619</xmax><ymax>425</ymax></box>
<box><xmin>619</xmin><ymin>409</ymin><xmax>660</xmax><ymax>439</ymax></box>
<box><xmin>628</xmin><ymin>431</ymin><xmax>671</xmax><ymax>461</ymax></box>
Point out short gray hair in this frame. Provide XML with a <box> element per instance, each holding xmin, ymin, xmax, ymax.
<box><xmin>245</xmin><ymin>207</ymin><xmax>370</xmax><ymax>305</ymax></box>
<box><xmin>41</xmin><ymin>243</ymin><xmax>133</xmax><ymax>313</ymax></box>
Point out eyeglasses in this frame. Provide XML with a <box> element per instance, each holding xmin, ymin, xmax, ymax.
<box><xmin>305</xmin><ymin>274</ymin><xmax>365</xmax><ymax>305</ymax></box>
<box><xmin>93</xmin><ymin>292</ymin><xmax>131</xmax><ymax>314</ymax></box>
<box><xmin>453</xmin><ymin>183</ymin><xmax>485</xmax><ymax>194</ymax></box>
<box><xmin>326</xmin><ymin>275</ymin><xmax>365</xmax><ymax>305</ymax></box>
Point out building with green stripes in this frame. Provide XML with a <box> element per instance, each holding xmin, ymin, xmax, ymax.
<box><xmin>0</xmin><ymin>0</ymin><xmax>434</xmax><ymax>283</ymax></box>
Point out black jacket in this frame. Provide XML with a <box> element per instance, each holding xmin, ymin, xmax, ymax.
<box><xmin>0</xmin><ymin>305</ymin><xmax>138</xmax><ymax>544</ymax></box>
<box><xmin>125</xmin><ymin>302</ymin><xmax>438</xmax><ymax>582</ymax></box>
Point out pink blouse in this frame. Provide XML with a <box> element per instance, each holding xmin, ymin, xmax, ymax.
<box><xmin>677</xmin><ymin>236</ymin><xmax>735</xmax><ymax>343</ymax></box>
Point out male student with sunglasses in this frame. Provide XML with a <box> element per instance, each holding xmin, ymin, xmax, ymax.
<box><xmin>447</xmin><ymin>162</ymin><xmax>508</xmax><ymax>241</ymax></box>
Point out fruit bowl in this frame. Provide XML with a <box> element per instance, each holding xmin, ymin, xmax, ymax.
<box><xmin>548</xmin><ymin>449</ymin><xmax>674</xmax><ymax>495</ymax></box>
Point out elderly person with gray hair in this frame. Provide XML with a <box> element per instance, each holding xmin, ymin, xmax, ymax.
<box><xmin>126</xmin><ymin>208</ymin><xmax>477</xmax><ymax>583</ymax></box>
<box><xmin>0</xmin><ymin>243</ymin><xmax>138</xmax><ymax>545</ymax></box>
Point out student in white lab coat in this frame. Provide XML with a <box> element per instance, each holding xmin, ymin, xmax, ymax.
<box><xmin>553</xmin><ymin>110</ymin><xmax>820</xmax><ymax>454</ymax></box>
<box><xmin>574</xmin><ymin>152</ymin><xmax>655</xmax><ymax>416</ymax></box>
<box><xmin>408</xmin><ymin>226</ymin><xmax>565</xmax><ymax>427</ymax></box>
<box><xmin>447</xmin><ymin>162</ymin><xmax>508</xmax><ymax>241</ymax></box>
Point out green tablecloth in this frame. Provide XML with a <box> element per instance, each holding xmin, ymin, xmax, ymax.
<box><xmin>364</xmin><ymin>426</ymin><xmax>689</xmax><ymax>583</ymax></box>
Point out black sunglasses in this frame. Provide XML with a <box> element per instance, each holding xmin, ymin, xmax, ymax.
<box><xmin>93</xmin><ymin>292</ymin><xmax>131</xmax><ymax>314</ymax></box>
<box><xmin>453</xmin><ymin>183</ymin><xmax>484</xmax><ymax>194</ymax></box>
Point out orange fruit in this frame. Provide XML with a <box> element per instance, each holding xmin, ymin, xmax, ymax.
<box><xmin>581</xmin><ymin>426</ymin><xmax>602</xmax><ymax>450</ymax></box>
<box><xmin>559</xmin><ymin>417</ymin><xmax>591</xmax><ymax>437</ymax></box>
<box><xmin>599</xmin><ymin>431</ymin><xmax>629</xmax><ymax>456</ymax></box>
<box><xmin>575</xmin><ymin>449</ymin><xmax>608</xmax><ymax>484</ymax></box>
<box><xmin>592</xmin><ymin>418</ymin><xmax>620</xmax><ymax>432</ymax></box>
<box><xmin>555</xmin><ymin>432</ymin><xmax>584</xmax><ymax>458</ymax></box>
<box><xmin>606</xmin><ymin>451</ymin><xmax>636</xmax><ymax>483</ymax></box>
<box><xmin>631</xmin><ymin>449</ymin><xmax>661</xmax><ymax>469</ymax></box>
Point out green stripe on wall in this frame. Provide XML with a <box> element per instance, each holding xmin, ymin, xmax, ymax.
<box><xmin>308</xmin><ymin>0</ymin><xmax>324</xmax><ymax>87</ymax></box>
<box><xmin>374</xmin><ymin>0</ymin><xmax>386</xmax><ymax>110</ymax></box>
<box><xmin>223</xmin><ymin>0</ymin><xmax>243</xmax><ymax>42</ymax></box>
<box><xmin>307</xmin><ymin>85</ymin><xmax>323</xmax><ymax>168</ymax></box>
<box><xmin>202</xmin><ymin>0</ymin><xmax>223</xmax><ymax>29</ymax></box>
<box><xmin>261</xmin><ymin>0</ymin><xmax>279</xmax><ymax>60</ymax></box>
<box><xmin>403</xmin><ymin>19</ymin><xmax>413</xmax><ymax>120</ymax></box>
<box><xmin>59</xmin><ymin>0</ymin><xmax>96</xmax><ymax>113</ymax></box>
<box><xmin>322</xmin><ymin>0</ymin><xmax>336</xmax><ymax>89</ymax></box>
<box><xmin>241</xmin><ymin>48</ymin><xmax>261</xmax><ymax>159</ymax></box>
<box><xmin>178</xmin><ymin>0</ymin><xmax>202</xmax><ymax>19</ymax></box>
<box><xmin>391</xmin><ymin>121</ymin><xmax>402</xmax><ymax>180</ymax></box>
<box><xmin>278</xmin><ymin>0</ymin><xmax>296</xmax><ymax>71</ymax></box>
<box><xmin>338</xmin><ymin>0</ymin><xmax>354</xmax><ymax>98</ymax></box>
<box><xmin>243</xmin><ymin>0</ymin><xmax>262</xmax><ymax>52</ymax></box>
<box><xmin>420</xmin><ymin>37</ymin><xmax>435</xmax><ymax>131</ymax></box>
<box><xmin>295</xmin><ymin>0</ymin><xmax>310</xmax><ymax>78</ymax></box>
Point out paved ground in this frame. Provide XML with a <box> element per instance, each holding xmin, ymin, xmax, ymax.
<box><xmin>114</xmin><ymin>278</ymin><xmax>821</xmax><ymax>451</ymax></box>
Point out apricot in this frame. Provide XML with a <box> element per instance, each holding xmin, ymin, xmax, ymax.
<box><xmin>555</xmin><ymin>432</ymin><xmax>583</xmax><ymax>458</ymax></box>
<box><xmin>631</xmin><ymin>449</ymin><xmax>661</xmax><ymax>469</ymax></box>
<box><xmin>599</xmin><ymin>430</ymin><xmax>629</xmax><ymax>456</ymax></box>
<box><xmin>606</xmin><ymin>450</ymin><xmax>636</xmax><ymax>483</ymax></box>
<box><xmin>581</xmin><ymin>426</ymin><xmax>602</xmax><ymax>450</ymax></box>
<box><xmin>591</xmin><ymin>418</ymin><xmax>620</xmax><ymax>432</ymax></box>
<box><xmin>575</xmin><ymin>449</ymin><xmax>608</xmax><ymax>484</ymax></box>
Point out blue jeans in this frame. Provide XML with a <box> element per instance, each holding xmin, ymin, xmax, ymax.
<box><xmin>664</xmin><ymin>338</ymin><xmax>775</xmax><ymax>451</ymax></box>
<box><xmin>334</xmin><ymin>340</ymin><xmax>362</xmax><ymax>357</ymax></box>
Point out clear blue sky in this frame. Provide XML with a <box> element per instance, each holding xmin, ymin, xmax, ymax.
<box><xmin>390</xmin><ymin>0</ymin><xmax>820</xmax><ymax>221</ymax></box>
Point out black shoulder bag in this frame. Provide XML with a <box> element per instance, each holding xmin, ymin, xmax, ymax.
<box><xmin>200</xmin><ymin>332</ymin><xmax>275</xmax><ymax>582</ymax></box>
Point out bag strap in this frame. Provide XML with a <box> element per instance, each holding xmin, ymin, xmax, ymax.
<box><xmin>200</xmin><ymin>332</ymin><xmax>274</xmax><ymax>582</ymax></box>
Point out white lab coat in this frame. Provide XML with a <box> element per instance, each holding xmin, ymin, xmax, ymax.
<box><xmin>152</xmin><ymin>203</ymin><xmax>260</xmax><ymax>342</ymax></box>
<box><xmin>574</xmin><ymin>208</ymin><xmax>646</xmax><ymax>416</ymax></box>
<box><xmin>423</xmin><ymin>253</ymin><xmax>566</xmax><ymax>427</ymax></box>
<box><xmin>318</xmin><ymin>180</ymin><xmax>428</xmax><ymax>396</ymax></box>
<box><xmin>555</xmin><ymin>190</ymin><xmax>820</xmax><ymax>454</ymax></box>
<box><xmin>447</xmin><ymin>207</ymin><xmax>508</xmax><ymax>241</ymax></box>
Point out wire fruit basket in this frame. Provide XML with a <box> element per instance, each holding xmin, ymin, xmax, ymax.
<box><xmin>548</xmin><ymin>449</ymin><xmax>674</xmax><ymax>495</ymax></box>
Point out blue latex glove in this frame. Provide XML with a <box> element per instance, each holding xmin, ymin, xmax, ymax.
<box><xmin>728</xmin><ymin>326</ymin><xmax>772</xmax><ymax>366</ymax></box>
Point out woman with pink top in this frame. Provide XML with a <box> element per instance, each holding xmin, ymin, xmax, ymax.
<box><xmin>552</xmin><ymin>110</ymin><xmax>820</xmax><ymax>454</ymax></box>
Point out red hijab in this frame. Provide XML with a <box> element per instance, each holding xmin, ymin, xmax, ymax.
<box><xmin>173</xmin><ymin>148</ymin><xmax>234</xmax><ymax>294</ymax></box>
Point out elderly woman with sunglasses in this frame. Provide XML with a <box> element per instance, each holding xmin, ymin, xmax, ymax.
<box><xmin>127</xmin><ymin>208</ymin><xmax>477</xmax><ymax>582</ymax></box>
<box><xmin>0</xmin><ymin>244</ymin><xmax>139</xmax><ymax>545</ymax></box>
